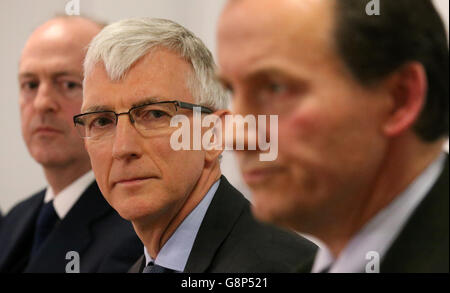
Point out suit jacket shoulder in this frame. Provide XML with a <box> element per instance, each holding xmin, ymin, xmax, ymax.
<box><xmin>0</xmin><ymin>182</ymin><xmax>142</xmax><ymax>273</ymax></box>
<box><xmin>185</xmin><ymin>176</ymin><xmax>317</xmax><ymax>272</ymax></box>
<box><xmin>129</xmin><ymin>176</ymin><xmax>316</xmax><ymax>273</ymax></box>
<box><xmin>0</xmin><ymin>190</ymin><xmax>45</xmax><ymax>272</ymax></box>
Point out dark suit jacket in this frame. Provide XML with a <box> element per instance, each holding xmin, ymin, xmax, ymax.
<box><xmin>298</xmin><ymin>157</ymin><xmax>449</xmax><ymax>273</ymax></box>
<box><xmin>129</xmin><ymin>176</ymin><xmax>317</xmax><ymax>273</ymax></box>
<box><xmin>0</xmin><ymin>181</ymin><xmax>143</xmax><ymax>273</ymax></box>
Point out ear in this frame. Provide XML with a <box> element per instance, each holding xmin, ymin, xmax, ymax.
<box><xmin>204</xmin><ymin>109</ymin><xmax>230</xmax><ymax>163</ymax></box>
<box><xmin>383</xmin><ymin>62</ymin><xmax>427</xmax><ymax>138</ymax></box>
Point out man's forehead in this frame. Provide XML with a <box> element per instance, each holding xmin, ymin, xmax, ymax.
<box><xmin>218</xmin><ymin>0</ymin><xmax>337</xmax><ymax>77</ymax></box>
<box><xmin>83</xmin><ymin>52</ymin><xmax>194</xmax><ymax>113</ymax></box>
<box><xmin>83</xmin><ymin>64</ymin><xmax>182</xmax><ymax>112</ymax></box>
<box><xmin>19</xmin><ymin>57</ymin><xmax>83</xmax><ymax>77</ymax></box>
<box><xmin>220</xmin><ymin>0</ymin><xmax>335</xmax><ymax>40</ymax></box>
<box><xmin>25</xmin><ymin>17</ymin><xmax>101</xmax><ymax>49</ymax></box>
<box><xmin>21</xmin><ymin>38</ymin><xmax>86</xmax><ymax>63</ymax></box>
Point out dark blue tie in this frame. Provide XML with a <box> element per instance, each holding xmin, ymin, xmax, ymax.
<box><xmin>142</xmin><ymin>262</ymin><xmax>174</xmax><ymax>273</ymax></box>
<box><xmin>30</xmin><ymin>200</ymin><xmax>59</xmax><ymax>257</ymax></box>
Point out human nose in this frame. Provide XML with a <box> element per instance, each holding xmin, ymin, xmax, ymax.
<box><xmin>33</xmin><ymin>81</ymin><xmax>59</xmax><ymax>114</ymax></box>
<box><xmin>111</xmin><ymin>114</ymin><xmax>143</xmax><ymax>161</ymax></box>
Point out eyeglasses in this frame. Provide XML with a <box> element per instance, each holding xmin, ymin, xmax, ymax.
<box><xmin>73</xmin><ymin>100</ymin><xmax>213</xmax><ymax>139</ymax></box>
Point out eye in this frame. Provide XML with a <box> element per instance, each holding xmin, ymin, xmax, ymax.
<box><xmin>21</xmin><ymin>81</ymin><xmax>39</xmax><ymax>91</ymax></box>
<box><xmin>138</xmin><ymin>109</ymin><xmax>170</xmax><ymax>121</ymax></box>
<box><xmin>267</xmin><ymin>82</ymin><xmax>288</xmax><ymax>94</ymax></box>
<box><xmin>90</xmin><ymin>115</ymin><xmax>115</xmax><ymax>129</ymax></box>
<box><xmin>62</xmin><ymin>81</ymin><xmax>82</xmax><ymax>90</ymax></box>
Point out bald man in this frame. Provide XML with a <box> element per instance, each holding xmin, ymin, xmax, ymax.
<box><xmin>0</xmin><ymin>16</ymin><xmax>142</xmax><ymax>273</ymax></box>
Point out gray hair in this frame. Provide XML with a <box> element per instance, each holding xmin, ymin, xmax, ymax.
<box><xmin>84</xmin><ymin>17</ymin><xmax>229</xmax><ymax>110</ymax></box>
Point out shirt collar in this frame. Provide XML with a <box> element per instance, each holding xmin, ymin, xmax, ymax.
<box><xmin>144</xmin><ymin>178</ymin><xmax>220</xmax><ymax>272</ymax></box>
<box><xmin>44</xmin><ymin>170</ymin><xmax>95</xmax><ymax>219</ymax></box>
<box><xmin>312</xmin><ymin>152</ymin><xmax>447</xmax><ymax>273</ymax></box>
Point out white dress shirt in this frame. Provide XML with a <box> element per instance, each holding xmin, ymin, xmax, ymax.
<box><xmin>312</xmin><ymin>153</ymin><xmax>447</xmax><ymax>273</ymax></box>
<box><xmin>144</xmin><ymin>179</ymin><xmax>220</xmax><ymax>272</ymax></box>
<box><xmin>43</xmin><ymin>170</ymin><xmax>95</xmax><ymax>219</ymax></box>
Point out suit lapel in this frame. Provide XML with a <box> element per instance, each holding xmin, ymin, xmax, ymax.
<box><xmin>184</xmin><ymin>176</ymin><xmax>248</xmax><ymax>273</ymax></box>
<box><xmin>128</xmin><ymin>255</ymin><xmax>145</xmax><ymax>273</ymax></box>
<box><xmin>25</xmin><ymin>181</ymin><xmax>112</xmax><ymax>272</ymax></box>
<box><xmin>296</xmin><ymin>254</ymin><xmax>316</xmax><ymax>273</ymax></box>
<box><xmin>0</xmin><ymin>191</ymin><xmax>44</xmax><ymax>272</ymax></box>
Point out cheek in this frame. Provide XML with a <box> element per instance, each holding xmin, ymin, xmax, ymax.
<box><xmin>19</xmin><ymin>104</ymin><xmax>32</xmax><ymax>132</ymax></box>
<box><xmin>278</xmin><ymin>101</ymin><xmax>329</xmax><ymax>156</ymax></box>
<box><xmin>86</xmin><ymin>143</ymin><xmax>111</xmax><ymax>195</ymax></box>
<box><xmin>63</xmin><ymin>101</ymin><xmax>83</xmax><ymax>127</ymax></box>
<box><xmin>155</xmin><ymin>138</ymin><xmax>205</xmax><ymax>188</ymax></box>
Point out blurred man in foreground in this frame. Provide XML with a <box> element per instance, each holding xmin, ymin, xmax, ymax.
<box><xmin>217</xmin><ymin>0</ymin><xmax>449</xmax><ymax>272</ymax></box>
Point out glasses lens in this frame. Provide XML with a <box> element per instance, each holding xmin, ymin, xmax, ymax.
<box><xmin>132</xmin><ymin>103</ymin><xmax>176</xmax><ymax>132</ymax></box>
<box><xmin>78</xmin><ymin>112</ymin><xmax>116</xmax><ymax>139</ymax></box>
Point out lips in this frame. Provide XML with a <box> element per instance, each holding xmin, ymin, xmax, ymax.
<box><xmin>241</xmin><ymin>166</ymin><xmax>285</xmax><ymax>185</ymax></box>
<box><xmin>112</xmin><ymin>176</ymin><xmax>156</xmax><ymax>188</ymax></box>
<box><xmin>33</xmin><ymin>126</ymin><xmax>62</xmax><ymax>135</ymax></box>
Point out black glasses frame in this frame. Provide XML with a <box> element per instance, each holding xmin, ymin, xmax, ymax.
<box><xmin>73</xmin><ymin>100</ymin><xmax>213</xmax><ymax>127</ymax></box>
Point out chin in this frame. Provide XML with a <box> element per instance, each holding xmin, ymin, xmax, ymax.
<box><xmin>251</xmin><ymin>193</ymin><xmax>281</xmax><ymax>222</ymax></box>
<box><xmin>250</xmin><ymin>190</ymin><xmax>299</xmax><ymax>228</ymax></box>
<box><xmin>113</xmin><ymin>195</ymin><xmax>167</xmax><ymax>223</ymax></box>
<box><xmin>112</xmin><ymin>200</ymin><xmax>148</xmax><ymax>221</ymax></box>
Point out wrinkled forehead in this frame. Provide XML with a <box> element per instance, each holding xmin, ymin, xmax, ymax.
<box><xmin>82</xmin><ymin>50</ymin><xmax>195</xmax><ymax>113</ymax></box>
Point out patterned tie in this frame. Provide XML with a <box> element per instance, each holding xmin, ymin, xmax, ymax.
<box><xmin>30</xmin><ymin>200</ymin><xmax>59</xmax><ymax>257</ymax></box>
<box><xmin>142</xmin><ymin>262</ymin><xmax>175</xmax><ymax>273</ymax></box>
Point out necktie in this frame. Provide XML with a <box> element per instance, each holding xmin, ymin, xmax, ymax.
<box><xmin>142</xmin><ymin>262</ymin><xmax>174</xmax><ymax>273</ymax></box>
<box><xmin>319</xmin><ymin>265</ymin><xmax>332</xmax><ymax>273</ymax></box>
<box><xmin>30</xmin><ymin>200</ymin><xmax>59</xmax><ymax>257</ymax></box>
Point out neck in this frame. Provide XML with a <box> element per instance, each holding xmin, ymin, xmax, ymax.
<box><xmin>313</xmin><ymin>133</ymin><xmax>445</xmax><ymax>257</ymax></box>
<box><xmin>43</xmin><ymin>160</ymin><xmax>92</xmax><ymax>195</ymax></box>
<box><xmin>133</xmin><ymin>161</ymin><xmax>222</xmax><ymax>259</ymax></box>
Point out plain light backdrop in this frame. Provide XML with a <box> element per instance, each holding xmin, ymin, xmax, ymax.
<box><xmin>0</xmin><ymin>0</ymin><xmax>448</xmax><ymax>214</ymax></box>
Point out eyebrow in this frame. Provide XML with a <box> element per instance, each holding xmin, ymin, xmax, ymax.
<box><xmin>82</xmin><ymin>96</ymin><xmax>163</xmax><ymax>114</ymax></box>
<box><xmin>131</xmin><ymin>97</ymin><xmax>161</xmax><ymax>108</ymax></box>
<box><xmin>215</xmin><ymin>67</ymin><xmax>293</xmax><ymax>86</ymax></box>
<box><xmin>245</xmin><ymin>67</ymin><xmax>299</xmax><ymax>82</ymax></box>
<box><xmin>81</xmin><ymin>105</ymin><xmax>113</xmax><ymax>113</ymax></box>
<box><xmin>18</xmin><ymin>71</ymin><xmax>82</xmax><ymax>80</ymax></box>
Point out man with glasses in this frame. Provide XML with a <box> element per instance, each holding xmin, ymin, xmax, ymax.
<box><xmin>79</xmin><ymin>17</ymin><xmax>316</xmax><ymax>273</ymax></box>
<box><xmin>0</xmin><ymin>16</ymin><xmax>142</xmax><ymax>273</ymax></box>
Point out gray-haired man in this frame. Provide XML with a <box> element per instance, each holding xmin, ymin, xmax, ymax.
<box><xmin>77</xmin><ymin>17</ymin><xmax>316</xmax><ymax>273</ymax></box>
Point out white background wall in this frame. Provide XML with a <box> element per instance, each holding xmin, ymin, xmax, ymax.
<box><xmin>0</xmin><ymin>0</ymin><xmax>448</xmax><ymax>214</ymax></box>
